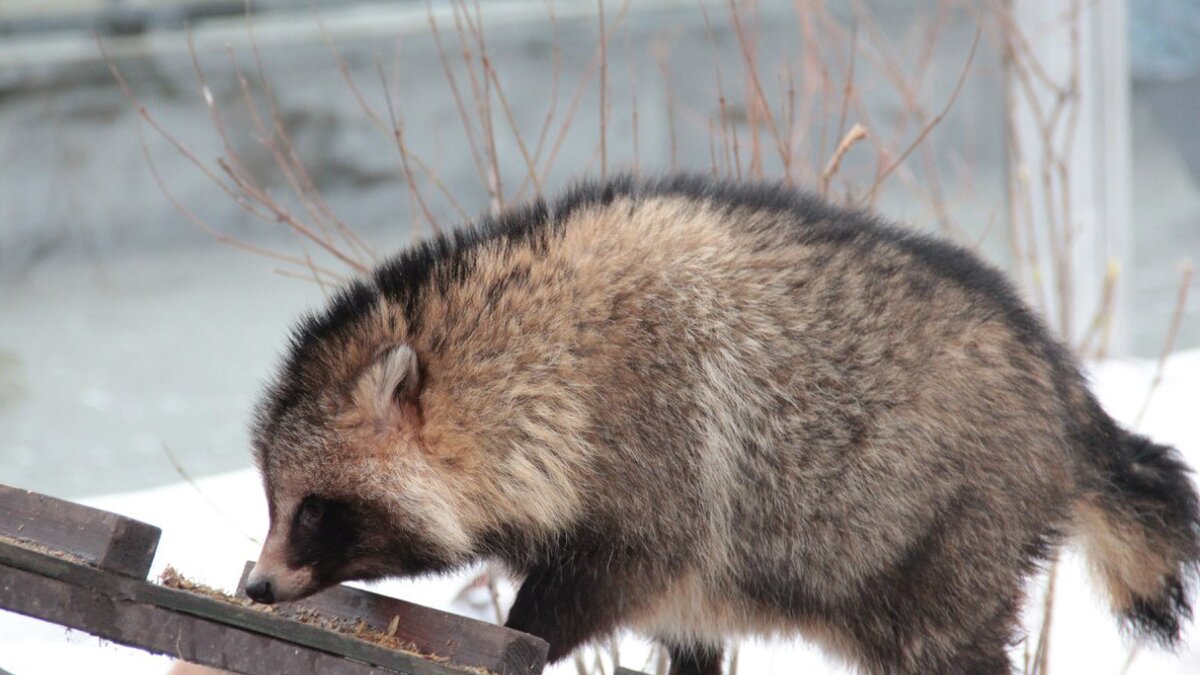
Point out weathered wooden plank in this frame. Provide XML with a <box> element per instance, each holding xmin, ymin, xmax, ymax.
<box><xmin>0</xmin><ymin>561</ymin><xmax>407</xmax><ymax>675</ymax></box>
<box><xmin>0</xmin><ymin>540</ymin><xmax>471</xmax><ymax>675</ymax></box>
<box><xmin>236</xmin><ymin>561</ymin><xmax>548</xmax><ymax>675</ymax></box>
<box><xmin>0</xmin><ymin>483</ymin><xmax>160</xmax><ymax>579</ymax></box>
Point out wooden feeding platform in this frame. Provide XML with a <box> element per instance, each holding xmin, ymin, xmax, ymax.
<box><xmin>0</xmin><ymin>483</ymin><xmax>548</xmax><ymax>675</ymax></box>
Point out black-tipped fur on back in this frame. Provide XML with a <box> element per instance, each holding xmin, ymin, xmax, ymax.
<box><xmin>282</xmin><ymin>172</ymin><xmax>1067</xmax><ymax>375</ymax></box>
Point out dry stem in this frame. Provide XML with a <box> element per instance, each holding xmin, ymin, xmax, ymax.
<box><xmin>1135</xmin><ymin>261</ymin><xmax>1195</xmax><ymax>427</ymax></box>
<box><xmin>820</xmin><ymin>124</ymin><xmax>869</xmax><ymax>196</ymax></box>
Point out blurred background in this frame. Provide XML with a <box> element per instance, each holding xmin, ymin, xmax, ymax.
<box><xmin>1</xmin><ymin>1</ymin><xmax>1198</xmax><ymax>673</ymax></box>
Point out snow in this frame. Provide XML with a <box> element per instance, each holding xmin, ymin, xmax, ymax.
<box><xmin>2</xmin><ymin>350</ymin><xmax>1199</xmax><ymax>674</ymax></box>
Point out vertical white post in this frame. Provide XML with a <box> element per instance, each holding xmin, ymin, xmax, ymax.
<box><xmin>1006</xmin><ymin>0</ymin><xmax>1132</xmax><ymax>355</ymax></box>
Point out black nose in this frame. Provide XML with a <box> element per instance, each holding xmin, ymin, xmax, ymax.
<box><xmin>245</xmin><ymin>577</ymin><xmax>275</xmax><ymax>604</ymax></box>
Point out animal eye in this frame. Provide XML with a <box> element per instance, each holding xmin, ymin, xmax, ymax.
<box><xmin>299</xmin><ymin>497</ymin><xmax>325</xmax><ymax>529</ymax></box>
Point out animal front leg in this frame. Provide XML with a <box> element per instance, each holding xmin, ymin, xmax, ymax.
<box><xmin>504</xmin><ymin>564</ymin><xmax>649</xmax><ymax>663</ymax></box>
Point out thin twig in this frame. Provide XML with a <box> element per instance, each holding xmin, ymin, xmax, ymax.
<box><xmin>377</xmin><ymin>58</ymin><xmax>443</xmax><ymax>234</ymax></box>
<box><xmin>1075</xmin><ymin>260</ymin><xmax>1120</xmax><ymax>360</ymax></box>
<box><xmin>598</xmin><ymin>0</ymin><xmax>608</xmax><ymax>181</ymax></box>
<box><xmin>484</xmin><ymin>566</ymin><xmax>505</xmax><ymax>625</ymax></box>
<box><xmin>537</xmin><ymin>0</ymin><xmax>633</xmax><ymax>185</ymax></box>
<box><xmin>161</xmin><ymin>442</ymin><xmax>260</xmax><ymax>546</ymax></box>
<box><xmin>134</xmin><ymin>119</ymin><xmax>342</xmax><ymax>285</ymax></box>
<box><xmin>728</xmin><ymin>0</ymin><xmax>791</xmax><ymax>180</ymax></box>
<box><xmin>1135</xmin><ymin>261</ymin><xmax>1195</xmax><ymax>426</ymax></box>
<box><xmin>1031</xmin><ymin>559</ymin><xmax>1059</xmax><ymax>675</ymax></box>
<box><xmin>629</xmin><ymin>36</ymin><xmax>640</xmax><ymax>176</ymax></box>
<box><xmin>516</xmin><ymin>0</ymin><xmax>563</xmax><ymax>199</ymax></box>
<box><xmin>1118</xmin><ymin>642</ymin><xmax>1143</xmax><ymax>675</ymax></box>
<box><xmin>860</xmin><ymin>24</ymin><xmax>981</xmax><ymax>205</ymax></box>
<box><xmin>427</xmin><ymin>0</ymin><xmax>490</xmax><ymax>202</ymax></box>
<box><xmin>451</xmin><ymin>1</ymin><xmax>504</xmax><ymax>212</ymax></box>
<box><xmin>820</xmin><ymin>124</ymin><xmax>868</xmax><ymax>196</ymax></box>
<box><xmin>654</xmin><ymin>39</ymin><xmax>679</xmax><ymax>171</ymax></box>
<box><xmin>318</xmin><ymin>15</ymin><xmax>470</xmax><ymax>224</ymax></box>
<box><xmin>477</xmin><ymin>31</ymin><xmax>544</xmax><ymax>198</ymax></box>
<box><xmin>833</xmin><ymin>21</ymin><xmax>859</xmax><ymax>156</ymax></box>
<box><xmin>102</xmin><ymin>38</ymin><xmax>241</xmax><ymax>204</ymax></box>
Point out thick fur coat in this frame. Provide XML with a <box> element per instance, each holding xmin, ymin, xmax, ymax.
<box><xmin>247</xmin><ymin>175</ymin><xmax>1200</xmax><ymax>675</ymax></box>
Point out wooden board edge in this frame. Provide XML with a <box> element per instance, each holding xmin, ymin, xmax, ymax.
<box><xmin>0</xmin><ymin>540</ymin><xmax>473</xmax><ymax>675</ymax></box>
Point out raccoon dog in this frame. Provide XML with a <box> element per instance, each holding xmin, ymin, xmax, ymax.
<box><xmin>247</xmin><ymin>174</ymin><xmax>1199</xmax><ymax>674</ymax></box>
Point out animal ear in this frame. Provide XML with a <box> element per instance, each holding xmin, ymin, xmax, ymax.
<box><xmin>355</xmin><ymin>344</ymin><xmax>421</xmax><ymax>423</ymax></box>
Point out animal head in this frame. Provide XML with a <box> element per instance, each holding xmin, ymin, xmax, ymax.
<box><xmin>246</xmin><ymin>332</ymin><xmax>475</xmax><ymax>604</ymax></box>
<box><xmin>244</xmin><ymin>259</ymin><xmax>595</xmax><ymax>603</ymax></box>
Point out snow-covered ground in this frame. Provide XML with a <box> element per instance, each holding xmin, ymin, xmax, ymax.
<box><xmin>2</xmin><ymin>350</ymin><xmax>1199</xmax><ymax>674</ymax></box>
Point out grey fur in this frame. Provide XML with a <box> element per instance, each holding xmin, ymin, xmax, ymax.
<box><xmin>249</xmin><ymin>175</ymin><xmax>1200</xmax><ymax>675</ymax></box>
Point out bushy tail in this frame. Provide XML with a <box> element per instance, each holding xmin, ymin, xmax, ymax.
<box><xmin>1076</xmin><ymin>427</ymin><xmax>1200</xmax><ymax>644</ymax></box>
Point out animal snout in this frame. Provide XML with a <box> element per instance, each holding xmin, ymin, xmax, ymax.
<box><xmin>245</xmin><ymin>575</ymin><xmax>276</xmax><ymax>604</ymax></box>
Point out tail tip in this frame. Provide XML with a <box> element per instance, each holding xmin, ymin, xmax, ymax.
<box><xmin>1100</xmin><ymin>431</ymin><xmax>1200</xmax><ymax>645</ymax></box>
<box><xmin>1122</xmin><ymin>573</ymin><xmax>1193</xmax><ymax>646</ymax></box>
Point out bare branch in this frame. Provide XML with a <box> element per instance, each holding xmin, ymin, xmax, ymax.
<box><xmin>1136</xmin><ymin>261</ymin><xmax>1195</xmax><ymax>426</ymax></box>
<box><xmin>860</xmin><ymin>24</ymin><xmax>981</xmax><ymax>205</ymax></box>
<box><xmin>598</xmin><ymin>0</ymin><xmax>608</xmax><ymax>181</ymax></box>
<box><xmin>728</xmin><ymin>0</ymin><xmax>791</xmax><ymax>180</ymax></box>
<box><xmin>820</xmin><ymin>124</ymin><xmax>868</xmax><ymax>197</ymax></box>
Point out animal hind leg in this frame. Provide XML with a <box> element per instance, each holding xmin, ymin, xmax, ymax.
<box><xmin>930</xmin><ymin>589</ymin><xmax>1021</xmax><ymax>675</ymax></box>
<box><xmin>842</xmin><ymin>497</ymin><xmax>1032</xmax><ymax>674</ymax></box>
<box><xmin>934</xmin><ymin>639</ymin><xmax>1010</xmax><ymax>675</ymax></box>
<box><xmin>846</xmin><ymin>581</ymin><xmax>1019</xmax><ymax>675</ymax></box>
